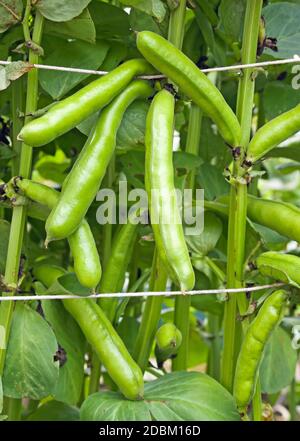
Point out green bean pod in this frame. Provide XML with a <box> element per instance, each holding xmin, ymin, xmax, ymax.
<box><xmin>18</xmin><ymin>59</ymin><xmax>152</xmax><ymax>147</ymax></box>
<box><xmin>256</xmin><ymin>251</ymin><xmax>300</xmax><ymax>287</ymax></box>
<box><xmin>155</xmin><ymin>323</ymin><xmax>182</xmax><ymax>366</ymax></box>
<box><xmin>16</xmin><ymin>178</ymin><xmax>101</xmax><ymax>289</ymax></box>
<box><xmin>145</xmin><ymin>89</ymin><xmax>195</xmax><ymax>291</ymax></box>
<box><xmin>247</xmin><ymin>195</ymin><xmax>300</xmax><ymax>243</ymax></box>
<box><xmin>46</xmin><ymin>80</ymin><xmax>153</xmax><ymax>243</ymax></box>
<box><xmin>34</xmin><ymin>264</ymin><xmax>144</xmax><ymax>401</ymax></box>
<box><xmin>99</xmin><ymin>218</ymin><xmax>138</xmax><ymax>322</ymax></box>
<box><xmin>137</xmin><ymin>31</ymin><xmax>241</xmax><ymax>147</ymax></box>
<box><xmin>233</xmin><ymin>290</ymin><xmax>287</xmax><ymax>413</ymax></box>
<box><xmin>246</xmin><ymin>104</ymin><xmax>300</xmax><ymax>164</ymax></box>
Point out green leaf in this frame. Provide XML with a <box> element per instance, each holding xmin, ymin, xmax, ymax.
<box><xmin>42</xmin><ymin>298</ymin><xmax>86</xmax><ymax>405</ymax></box>
<box><xmin>36</xmin><ymin>0</ymin><xmax>92</xmax><ymax>22</ymax></box>
<box><xmin>117</xmin><ymin>317</ymin><xmax>139</xmax><ymax>356</ymax></box>
<box><xmin>89</xmin><ymin>1</ymin><xmax>131</xmax><ymax>38</ymax></box>
<box><xmin>265</xmin><ymin>143</ymin><xmax>300</xmax><ymax>161</ymax></box>
<box><xmin>120</xmin><ymin>0</ymin><xmax>166</xmax><ymax>23</ymax></box>
<box><xmin>37</xmin><ymin>272</ymin><xmax>92</xmax><ymax>298</ymax></box>
<box><xmin>263</xmin><ymin>82</ymin><xmax>300</xmax><ymax>121</ymax></box>
<box><xmin>3</xmin><ymin>303</ymin><xmax>59</xmax><ymax>400</ymax></box>
<box><xmin>260</xmin><ymin>327</ymin><xmax>297</xmax><ymax>394</ymax></box>
<box><xmin>80</xmin><ymin>372</ymin><xmax>240</xmax><ymax>421</ymax></box>
<box><xmin>44</xmin><ymin>8</ymin><xmax>96</xmax><ymax>43</ymax></box>
<box><xmin>130</xmin><ymin>8</ymin><xmax>169</xmax><ymax>36</ymax></box>
<box><xmin>0</xmin><ymin>0</ymin><xmax>23</xmax><ymax>33</ymax></box>
<box><xmin>117</xmin><ymin>100</ymin><xmax>150</xmax><ymax>150</ymax></box>
<box><xmin>117</xmin><ymin>150</ymin><xmax>145</xmax><ymax>188</ymax></box>
<box><xmin>0</xmin><ymin>219</ymin><xmax>10</xmax><ymax>275</ymax></box>
<box><xmin>263</xmin><ymin>2</ymin><xmax>300</xmax><ymax>59</ymax></box>
<box><xmin>173</xmin><ymin>151</ymin><xmax>203</xmax><ymax>171</ymax></box>
<box><xmin>219</xmin><ymin>0</ymin><xmax>246</xmax><ymax>42</ymax></box>
<box><xmin>39</xmin><ymin>39</ymin><xmax>109</xmax><ymax>99</ymax></box>
<box><xmin>196</xmin><ymin>163</ymin><xmax>230</xmax><ymax>201</ymax></box>
<box><xmin>34</xmin><ymin>148</ymin><xmax>71</xmax><ymax>185</ymax></box>
<box><xmin>186</xmin><ymin>212</ymin><xmax>223</xmax><ymax>256</ymax></box>
<box><xmin>26</xmin><ymin>400</ymin><xmax>79</xmax><ymax>421</ymax></box>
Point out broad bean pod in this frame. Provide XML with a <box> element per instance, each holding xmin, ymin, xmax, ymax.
<box><xmin>137</xmin><ymin>31</ymin><xmax>241</xmax><ymax>147</ymax></box>
<box><xmin>18</xmin><ymin>59</ymin><xmax>152</xmax><ymax>147</ymax></box>
<box><xmin>34</xmin><ymin>264</ymin><xmax>144</xmax><ymax>401</ymax></box>
<box><xmin>16</xmin><ymin>178</ymin><xmax>101</xmax><ymax>289</ymax></box>
<box><xmin>46</xmin><ymin>80</ymin><xmax>153</xmax><ymax>242</ymax></box>
<box><xmin>145</xmin><ymin>89</ymin><xmax>195</xmax><ymax>291</ymax></box>
<box><xmin>233</xmin><ymin>290</ymin><xmax>287</xmax><ymax>414</ymax></box>
<box><xmin>246</xmin><ymin>104</ymin><xmax>300</xmax><ymax>164</ymax></box>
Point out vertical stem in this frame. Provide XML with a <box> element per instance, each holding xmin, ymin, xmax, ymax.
<box><xmin>221</xmin><ymin>0</ymin><xmax>262</xmax><ymax>393</ymax></box>
<box><xmin>185</xmin><ymin>104</ymin><xmax>203</xmax><ymax>191</ymax></box>
<box><xmin>133</xmin><ymin>251</ymin><xmax>168</xmax><ymax>372</ymax></box>
<box><xmin>89</xmin><ymin>159</ymin><xmax>115</xmax><ymax>395</ymax></box>
<box><xmin>288</xmin><ymin>377</ymin><xmax>296</xmax><ymax>421</ymax></box>
<box><xmin>11</xmin><ymin>78</ymin><xmax>24</xmax><ymax>176</ymax></box>
<box><xmin>207</xmin><ymin>314</ymin><xmax>221</xmax><ymax>381</ymax></box>
<box><xmin>0</xmin><ymin>11</ymin><xmax>44</xmax><ymax>376</ymax></box>
<box><xmin>252</xmin><ymin>378</ymin><xmax>262</xmax><ymax>421</ymax></box>
<box><xmin>0</xmin><ymin>11</ymin><xmax>44</xmax><ymax>421</ymax></box>
<box><xmin>167</xmin><ymin>0</ymin><xmax>187</xmax><ymax>49</ymax></box>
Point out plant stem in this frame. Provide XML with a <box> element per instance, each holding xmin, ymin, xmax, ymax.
<box><xmin>173</xmin><ymin>107</ymin><xmax>202</xmax><ymax>372</ymax></box>
<box><xmin>0</xmin><ymin>11</ymin><xmax>43</xmax><ymax>421</ymax></box>
<box><xmin>252</xmin><ymin>377</ymin><xmax>262</xmax><ymax>421</ymax></box>
<box><xmin>0</xmin><ymin>10</ymin><xmax>44</xmax><ymax>376</ymax></box>
<box><xmin>133</xmin><ymin>251</ymin><xmax>168</xmax><ymax>372</ymax></box>
<box><xmin>11</xmin><ymin>78</ymin><xmax>24</xmax><ymax>176</ymax></box>
<box><xmin>207</xmin><ymin>313</ymin><xmax>221</xmax><ymax>381</ymax></box>
<box><xmin>288</xmin><ymin>377</ymin><xmax>296</xmax><ymax>421</ymax></box>
<box><xmin>167</xmin><ymin>0</ymin><xmax>187</xmax><ymax>49</ymax></box>
<box><xmin>221</xmin><ymin>0</ymin><xmax>262</xmax><ymax>393</ymax></box>
<box><xmin>89</xmin><ymin>158</ymin><xmax>115</xmax><ymax>395</ymax></box>
<box><xmin>4</xmin><ymin>397</ymin><xmax>22</xmax><ymax>421</ymax></box>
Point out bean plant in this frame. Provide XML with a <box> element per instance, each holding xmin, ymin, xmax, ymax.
<box><xmin>0</xmin><ymin>0</ymin><xmax>299</xmax><ymax>422</ymax></box>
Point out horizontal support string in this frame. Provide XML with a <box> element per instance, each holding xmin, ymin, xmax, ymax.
<box><xmin>0</xmin><ymin>282</ymin><xmax>285</xmax><ymax>302</ymax></box>
<box><xmin>0</xmin><ymin>56</ymin><xmax>299</xmax><ymax>79</ymax></box>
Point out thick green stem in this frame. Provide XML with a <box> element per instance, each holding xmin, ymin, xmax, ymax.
<box><xmin>133</xmin><ymin>252</ymin><xmax>168</xmax><ymax>372</ymax></box>
<box><xmin>207</xmin><ymin>314</ymin><xmax>221</xmax><ymax>381</ymax></box>
<box><xmin>252</xmin><ymin>377</ymin><xmax>262</xmax><ymax>421</ymax></box>
<box><xmin>11</xmin><ymin>78</ymin><xmax>24</xmax><ymax>176</ymax></box>
<box><xmin>0</xmin><ymin>10</ymin><xmax>44</xmax><ymax>375</ymax></box>
<box><xmin>221</xmin><ymin>0</ymin><xmax>262</xmax><ymax>393</ymax></box>
<box><xmin>167</xmin><ymin>0</ymin><xmax>187</xmax><ymax>49</ymax></box>
<box><xmin>89</xmin><ymin>159</ymin><xmax>115</xmax><ymax>395</ymax></box>
<box><xmin>0</xmin><ymin>11</ymin><xmax>44</xmax><ymax>421</ymax></box>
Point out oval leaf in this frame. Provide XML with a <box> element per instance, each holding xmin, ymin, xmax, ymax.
<box><xmin>36</xmin><ymin>0</ymin><xmax>92</xmax><ymax>22</ymax></box>
<box><xmin>27</xmin><ymin>400</ymin><xmax>79</xmax><ymax>421</ymax></box>
<box><xmin>3</xmin><ymin>303</ymin><xmax>59</xmax><ymax>399</ymax></box>
<box><xmin>260</xmin><ymin>327</ymin><xmax>297</xmax><ymax>394</ymax></box>
<box><xmin>80</xmin><ymin>372</ymin><xmax>240</xmax><ymax>421</ymax></box>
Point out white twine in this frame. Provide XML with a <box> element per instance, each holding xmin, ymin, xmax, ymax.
<box><xmin>0</xmin><ymin>56</ymin><xmax>299</xmax><ymax>79</ymax></box>
<box><xmin>0</xmin><ymin>283</ymin><xmax>285</xmax><ymax>302</ymax></box>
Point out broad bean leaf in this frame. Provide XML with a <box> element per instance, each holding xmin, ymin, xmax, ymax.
<box><xmin>263</xmin><ymin>82</ymin><xmax>300</xmax><ymax>121</ymax></box>
<box><xmin>263</xmin><ymin>2</ymin><xmax>300</xmax><ymax>59</ymax></box>
<box><xmin>196</xmin><ymin>163</ymin><xmax>229</xmax><ymax>201</ymax></box>
<box><xmin>130</xmin><ymin>8</ymin><xmax>169</xmax><ymax>36</ymax></box>
<box><xmin>44</xmin><ymin>8</ymin><xmax>96</xmax><ymax>43</ymax></box>
<box><xmin>80</xmin><ymin>372</ymin><xmax>240</xmax><ymax>421</ymax></box>
<box><xmin>186</xmin><ymin>212</ymin><xmax>223</xmax><ymax>257</ymax></box>
<box><xmin>260</xmin><ymin>327</ymin><xmax>297</xmax><ymax>394</ymax></box>
<box><xmin>0</xmin><ymin>0</ymin><xmax>23</xmax><ymax>33</ymax></box>
<box><xmin>3</xmin><ymin>303</ymin><xmax>59</xmax><ymax>400</ymax></box>
<box><xmin>36</xmin><ymin>0</ymin><xmax>92</xmax><ymax>22</ymax></box>
<box><xmin>120</xmin><ymin>0</ymin><xmax>166</xmax><ymax>23</ymax></box>
<box><xmin>219</xmin><ymin>0</ymin><xmax>247</xmax><ymax>42</ymax></box>
<box><xmin>39</xmin><ymin>38</ymin><xmax>108</xmax><ymax>99</ymax></box>
<box><xmin>41</xmin><ymin>293</ymin><xmax>86</xmax><ymax>405</ymax></box>
<box><xmin>89</xmin><ymin>1</ymin><xmax>130</xmax><ymax>38</ymax></box>
<box><xmin>26</xmin><ymin>400</ymin><xmax>79</xmax><ymax>421</ymax></box>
